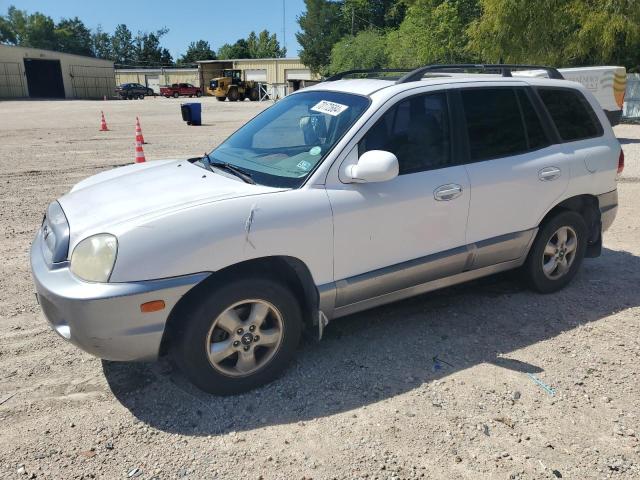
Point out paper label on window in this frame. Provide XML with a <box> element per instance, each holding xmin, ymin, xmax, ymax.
<box><xmin>297</xmin><ymin>160</ymin><xmax>312</xmax><ymax>171</ymax></box>
<box><xmin>311</xmin><ymin>100</ymin><xmax>349</xmax><ymax>116</ymax></box>
<box><xmin>309</xmin><ymin>146</ymin><xmax>321</xmax><ymax>156</ymax></box>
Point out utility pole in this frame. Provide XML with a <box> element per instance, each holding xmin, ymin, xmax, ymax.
<box><xmin>283</xmin><ymin>0</ymin><xmax>286</xmax><ymax>55</ymax></box>
<box><xmin>351</xmin><ymin>8</ymin><xmax>355</xmax><ymax>36</ymax></box>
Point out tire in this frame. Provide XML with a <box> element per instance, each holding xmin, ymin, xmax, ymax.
<box><xmin>248</xmin><ymin>88</ymin><xmax>259</xmax><ymax>101</ymax></box>
<box><xmin>216</xmin><ymin>96</ymin><xmax>226</xmax><ymax>102</ymax></box>
<box><xmin>173</xmin><ymin>277</ymin><xmax>302</xmax><ymax>395</ymax></box>
<box><xmin>227</xmin><ymin>88</ymin><xmax>239</xmax><ymax>102</ymax></box>
<box><xmin>523</xmin><ymin>211</ymin><xmax>588</xmax><ymax>293</ymax></box>
<box><xmin>196</xmin><ymin>91</ymin><xmax>202</xmax><ymax>98</ymax></box>
<box><xmin>138</xmin><ymin>94</ymin><xmax>144</xmax><ymax>100</ymax></box>
<box><xmin>127</xmin><ymin>94</ymin><xmax>133</xmax><ymax>100</ymax></box>
<box><xmin>173</xmin><ymin>92</ymin><xmax>179</xmax><ymax>98</ymax></box>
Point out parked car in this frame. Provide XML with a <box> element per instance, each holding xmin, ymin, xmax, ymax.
<box><xmin>518</xmin><ymin>66</ymin><xmax>627</xmax><ymax>125</ymax></box>
<box><xmin>31</xmin><ymin>64</ymin><xmax>621</xmax><ymax>395</ymax></box>
<box><xmin>160</xmin><ymin>83</ymin><xmax>202</xmax><ymax>98</ymax></box>
<box><xmin>115</xmin><ymin>83</ymin><xmax>154</xmax><ymax>100</ymax></box>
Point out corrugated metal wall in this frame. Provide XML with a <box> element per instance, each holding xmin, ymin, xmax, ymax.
<box><xmin>0</xmin><ymin>61</ymin><xmax>27</xmax><ymax>97</ymax></box>
<box><xmin>624</xmin><ymin>74</ymin><xmax>640</xmax><ymax>119</ymax></box>
<box><xmin>115</xmin><ymin>69</ymin><xmax>199</xmax><ymax>87</ymax></box>
<box><xmin>69</xmin><ymin>64</ymin><xmax>116</xmax><ymax>99</ymax></box>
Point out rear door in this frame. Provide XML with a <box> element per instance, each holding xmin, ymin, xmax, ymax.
<box><xmin>459</xmin><ymin>86</ymin><xmax>570</xmax><ymax>256</ymax></box>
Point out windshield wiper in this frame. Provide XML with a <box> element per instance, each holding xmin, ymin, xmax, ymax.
<box><xmin>203</xmin><ymin>152</ymin><xmax>255</xmax><ymax>184</ymax></box>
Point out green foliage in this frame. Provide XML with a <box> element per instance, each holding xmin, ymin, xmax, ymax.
<box><xmin>328</xmin><ymin>29</ymin><xmax>388</xmax><ymax>73</ymax></box>
<box><xmin>342</xmin><ymin>0</ymin><xmax>406</xmax><ymax>32</ymax></box>
<box><xmin>178</xmin><ymin>40</ymin><xmax>216</xmax><ymax>65</ymax></box>
<box><xmin>111</xmin><ymin>24</ymin><xmax>135</xmax><ymax>64</ymax></box>
<box><xmin>92</xmin><ymin>26</ymin><xmax>111</xmax><ymax>59</ymax></box>
<box><xmin>217</xmin><ymin>39</ymin><xmax>251</xmax><ymax>59</ymax></box>
<box><xmin>133</xmin><ymin>28</ymin><xmax>172</xmax><ymax>66</ymax></box>
<box><xmin>247</xmin><ymin>30</ymin><xmax>287</xmax><ymax>58</ymax></box>
<box><xmin>55</xmin><ymin>17</ymin><xmax>93</xmax><ymax>56</ymax></box>
<box><xmin>218</xmin><ymin>30</ymin><xmax>286</xmax><ymax>60</ymax></box>
<box><xmin>387</xmin><ymin>0</ymin><xmax>476</xmax><ymax>67</ymax></box>
<box><xmin>297</xmin><ymin>0</ymin><xmax>348</xmax><ymax>74</ymax></box>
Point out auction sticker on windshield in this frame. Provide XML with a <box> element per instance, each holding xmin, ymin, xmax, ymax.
<box><xmin>311</xmin><ymin>100</ymin><xmax>349</xmax><ymax>116</ymax></box>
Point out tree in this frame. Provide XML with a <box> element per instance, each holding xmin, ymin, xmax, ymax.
<box><xmin>329</xmin><ymin>29</ymin><xmax>388</xmax><ymax>73</ymax></box>
<box><xmin>55</xmin><ymin>17</ymin><xmax>93</xmax><ymax>56</ymax></box>
<box><xmin>387</xmin><ymin>0</ymin><xmax>477</xmax><ymax>67</ymax></box>
<box><xmin>217</xmin><ymin>39</ymin><xmax>251</xmax><ymax>59</ymax></box>
<box><xmin>133</xmin><ymin>28</ymin><xmax>172</xmax><ymax>66</ymax></box>
<box><xmin>342</xmin><ymin>0</ymin><xmax>405</xmax><ymax>33</ymax></box>
<box><xmin>247</xmin><ymin>30</ymin><xmax>286</xmax><ymax>58</ymax></box>
<box><xmin>92</xmin><ymin>25</ymin><xmax>112</xmax><ymax>59</ymax></box>
<box><xmin>111</xmin><ymin>24</ymin><xmax>135</xmax><ymax>64</ymax></box>
<box><xmin>178</xmin><ymin>40</ymin><xmax>216</xmax><ymax>65</ymax></box>
<box><xmin>297</xmin><ymin>0</ymin><xmax>348</xmax><ymax>74</ymax></box>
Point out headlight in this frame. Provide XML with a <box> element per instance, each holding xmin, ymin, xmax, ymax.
<box><xmin>70</xmin><ymin>234</ymin><xmax>118</xmax><ymax>282</ymax></box>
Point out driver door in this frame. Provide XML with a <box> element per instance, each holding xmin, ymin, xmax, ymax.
<box><xmin>325</xmin><ymin>91</ymin><xmax>470</xmax><ymax>309</ymax></box>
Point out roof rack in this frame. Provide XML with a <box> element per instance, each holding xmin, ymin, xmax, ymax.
<box><xmin>325</xmin><ymin>64</ymin><xmax>565</xmax><ymax>83</ymax></box>
<box><xmin>395</xmin><ymin>64</ymin><xmax>564</xmax><ymax>83</ymax></box>
<box><xmin>324</xmin><ymin>68</ymin><xmax>415</xmax><ymax>82</ymax></box>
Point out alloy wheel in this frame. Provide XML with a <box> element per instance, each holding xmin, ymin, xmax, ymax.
<box><xmin>542</xmin><ymin>226</ymin><xmax>578</xmax><ymax>280</ymax></box>
<box><xmin>205</xmin><ymin>299</ymin><xmax>284</xmax><ymax>377</ymax></box>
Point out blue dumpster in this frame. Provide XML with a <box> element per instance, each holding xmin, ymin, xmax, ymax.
<box><xmin>181</xmin><ymin>102</ymin><xmax>201</xmax><ymax>126</ymax></box>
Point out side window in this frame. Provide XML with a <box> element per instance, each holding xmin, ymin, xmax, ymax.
<box><xmin>359</xmin><ymin>92</ymin><xmax>451</xmax><ymax>174</ymax></box>
<box><xmin>537</xmin><ymin>88</ymin><xmax>603</xmax><ymax>142</ymax></box>
<box><xmin>516</xmin><ymin>89</ymin><xmax>550</xmax><ymax>150</ymax></box>
<box><xmin>461</xmin><ymin>88</ymin><xmax>527</xmax><ymax>161</ymax></box>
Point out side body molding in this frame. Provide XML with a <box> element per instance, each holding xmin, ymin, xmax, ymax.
<box><xmin>318</xmin><ymin>228</ymin><xmax>537</xmax><ymax>320</ymax></box>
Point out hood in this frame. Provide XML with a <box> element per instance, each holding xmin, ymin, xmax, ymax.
<box><xmin>58</xmin><ymin>159</ymin><xmax>283</xmax><ymax>244</ymax></box>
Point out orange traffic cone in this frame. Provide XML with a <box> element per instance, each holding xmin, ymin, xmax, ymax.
<box><xmin>100</xmin><ymin>111</ymin><xmax>109</xmax><ymax>131</ymax></box>
<box><xmin>135</xmin><ymin>138</ymin><xmax>146</xmax><ymax>163</ymax></box>
<box><xmin>135</xmin><ymin>117</ymin><xmax>146</xmax><ymax>144</ymax></box>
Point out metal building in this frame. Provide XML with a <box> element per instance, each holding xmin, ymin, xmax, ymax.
<box><xmin>115</xmin><ymin>68</ymin><xmax>200</xmax><ymax>94</ymax></box>
<box><xmin>197</xmin><ymin>58</ymin><xmax>320</xmax><ymax>96</ymax></box>
<box><xmin>0</xmin><ymin>44</ymin><xmax>115</xmax><ymax>99</ymax></box>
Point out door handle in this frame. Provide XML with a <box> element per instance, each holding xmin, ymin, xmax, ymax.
<box><xmin>539</xmin><ymin>166</ymin><xmax>561</xmax><ymax>181</ymax></box>
<box><xmin>434</xmin><ymin>184</ymin><xmax>463</xmax><ymax>201</ymax></box>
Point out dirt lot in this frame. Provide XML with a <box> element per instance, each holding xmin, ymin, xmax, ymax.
<box><xmin>1</xmin><ymin>98</ymin><xmax>639</xmax><ymax>480</ymax></box>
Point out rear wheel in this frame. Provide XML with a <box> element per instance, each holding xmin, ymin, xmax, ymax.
<box><xmin>173</xmin><ymin>92</ymin><xmax>179</xmax><ymax>98</ymax></box>
<box><xmin>248</xmin><ymin>88</ymin><xmax>259</xmax><ymax>101</ymax></box>
<box><xmin>173</xmin><ymin>277</ymin><xmax>302</xmax><ymax>395</ymax></box>
<box><xmin>138</xmin><ymin>93</ymin><xmax>144</xmax><ymax>100</ymax></box>
<box><xmin>524</xmin><ymin>211</ymin><xmax>587</xmax><ymax>293</ymax></box>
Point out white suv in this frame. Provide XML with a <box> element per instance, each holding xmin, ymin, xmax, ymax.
<box><xmin>31</xmin><ymin>64</ymin><xmax>622</xmax><ymax>394</ymax></box>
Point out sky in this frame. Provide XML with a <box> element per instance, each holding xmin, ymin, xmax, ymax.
<box><xmin>1</xmin><ymin>0</ymin><xmax>307</xmax><ymax>59</ymax></box>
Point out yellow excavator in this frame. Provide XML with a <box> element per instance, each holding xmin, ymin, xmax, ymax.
<box><xmin>208</xmin><ymin>69</ymin><xmax>261</xmax><ymax>102</ymax></box>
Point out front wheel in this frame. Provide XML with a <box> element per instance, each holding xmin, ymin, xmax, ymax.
<box><xmin>173</xmin><ymin>277</ymin><xmax>302</xmax><ymax>395</ymax></box>
<box><xmin>173</xmin><ymin>92</ymin><xmax>179</xmax><ymax>98</ymax></box>
<box><xmin>523</xmin><ymin>211</ymin><xmax>588</xmax><ymax>293</ymax></box>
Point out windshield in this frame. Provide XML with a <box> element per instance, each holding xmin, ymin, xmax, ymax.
<box><xmin>205</xmin><ymin>91</ymin><xmax>370</xmax><ymax>188</ymax></box>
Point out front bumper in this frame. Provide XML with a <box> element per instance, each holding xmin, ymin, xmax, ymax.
<box><xmin>30</xmin><ymin>228</ymin><xmax>209</xmax><ymax>361</ymax></box>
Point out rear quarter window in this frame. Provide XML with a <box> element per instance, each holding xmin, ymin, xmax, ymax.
<box><xmin>537</xmin><ymin>88</ymin><xmax>603</xmax><ymax>142</ymax></box>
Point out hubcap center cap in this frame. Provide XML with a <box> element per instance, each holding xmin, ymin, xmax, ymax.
<box><xmin>240</xmin><ymin>332</ymin><xmax>254</xmax><ymax>346</ymax></box>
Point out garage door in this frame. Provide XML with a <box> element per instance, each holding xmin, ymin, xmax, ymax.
<box><xmin>24</xmin><ymin>58</ymin><xmax>65</xmax><ymax>98</ymax></box>
<box><xmin>245</xmin><ymin>69</ymin><xmax>267</xmax><ymax>82</ymax></box>
<box><xmin>286</xmin><ymin>69</ymin><xmax>312</xmax><ymax>81</ymax></box>
<box><xmin>146</xmin><ymin>75</ymin><xmax>160</xmax><ymax>94</ymax></box>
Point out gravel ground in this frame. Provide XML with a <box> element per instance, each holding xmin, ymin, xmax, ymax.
<box><xmin>0</xmin><ymin>98</ymin><xmax>639</xmax><ymax>479</ymax></box>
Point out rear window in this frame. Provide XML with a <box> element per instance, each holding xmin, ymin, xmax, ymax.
<box><xmin>537</xmin><ymin>88</ymin><xmax>603</xmax><ymax>142</ymax></box>
<box><xmin>461</xmin><ymin>88</ymin><xmax>527</xmax><ymax>161</ymax></box>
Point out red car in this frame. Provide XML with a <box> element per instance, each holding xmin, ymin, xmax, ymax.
<box><xmin>160</xmin><ymin>83</ymin><xmax>202</xmax><ymax>98</ymax></box>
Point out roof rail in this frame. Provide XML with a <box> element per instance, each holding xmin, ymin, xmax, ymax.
<box><xmin>324</xmin><ymin>68</ymin><xmax>415</xmax><ymax>82</ymax></box>
<box><xmin>396</xmin><ymin>64</ymin><xmax>564</xmax><ymax>84</ymax></box>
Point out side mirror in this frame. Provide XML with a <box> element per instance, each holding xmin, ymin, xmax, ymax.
<box><xmin>344</xmin><ymin>150</ymin><xmax>399</xmax><ymax>183</ymax></box>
